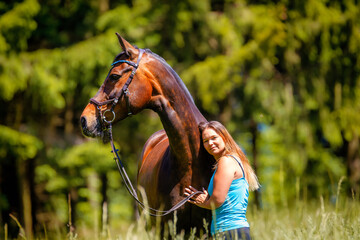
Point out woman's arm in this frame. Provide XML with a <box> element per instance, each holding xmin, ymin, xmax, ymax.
<box><xmin>184</xmin><ymin>156</ymin><xmax>238</xmax><ymax>209</ymax></box>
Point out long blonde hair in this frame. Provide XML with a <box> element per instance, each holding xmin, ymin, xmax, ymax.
<box><xmin>199</xmin><ymin>121</ymin><xmax>260</xmax><ymax>191</ymax></box>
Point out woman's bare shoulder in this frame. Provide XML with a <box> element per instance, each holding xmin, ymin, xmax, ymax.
<box><xmin>217</xmin><ymin>155</ymin><xmax>239</xmax><ymax>168</ymax></box>
<box><xmin>219</xmin><ymin>154</ymin><xmax>240</xmax><ymax>161</ymax></box>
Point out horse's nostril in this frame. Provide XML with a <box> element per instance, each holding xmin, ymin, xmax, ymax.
<box><xmin>81</xmin><ymin>116</ymin><xmax>87</xmax><ymax>129</ymax></box>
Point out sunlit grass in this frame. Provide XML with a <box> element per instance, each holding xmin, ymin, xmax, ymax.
<box><xmin>4</xmin><ymin>196</ymin><xmax>359</xmax><ymax>240</ymax></box>
<box><xmin>248</xmin><ymin>198</ymin><xmax>360</xmax><ymax>240</ymax></box>
<box><xmin>4</xmin><ymin>179</ymin><xmax>360</xmax><ymax>240</ymax></box>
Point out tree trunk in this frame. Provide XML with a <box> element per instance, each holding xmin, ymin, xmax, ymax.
<box><xmin>100</xmin><ymin>173</ymin><xmax>108</xmax><ymax>235</ymax></box>
<box><xmin>0</xmin><ymin>156</ymin><xmax>21</xmax><ymax>238</ymax></box>
<box><xmin>69</xmin><ymin>188</ymin><xmax>78</xmax><ymax>231</ymax></box>
<box><xmin>347</xmin><ymin>133</ymin><xmax>360</xmax><ymax>196</ymax></box>
<box><xmin>250</xmin><ymin>119</ymin><xmax>262</xmax><ymax>208</ymax></box>
<box><xmin>99</xmin><ymin>0</ymin><xmax>109</xmax><ymax>13</ymax></box>
<box><xmin>18</xmin><ymin>158</ymin><xmax>33</xmax><ymax>239</ymax></box>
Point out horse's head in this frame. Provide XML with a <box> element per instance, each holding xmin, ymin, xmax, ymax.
<box><xmin>80</xmin><ymin>34</ymin><xmax>153</xmax><ymax>141</ymax></box>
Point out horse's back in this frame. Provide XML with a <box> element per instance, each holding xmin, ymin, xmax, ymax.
<box><xmin>138</xmin><ymin>130</ymin><xmax>169</xmax><ymax>206</ymax></box>
<box><xmin>140</xmin><ymin>129</ymin><xmax>168</xmax><ymax>163</ymax></box>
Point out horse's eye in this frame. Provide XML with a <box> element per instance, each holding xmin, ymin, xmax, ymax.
<box><xmin>109</xmin><ymin>74</ymin><xmax>121</xmax><ymax>82</ymax></box>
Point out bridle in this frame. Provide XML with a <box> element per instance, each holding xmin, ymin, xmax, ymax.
<box><xmin>89</xmin><ymin>48</ymin><xmax>145</xmax><ymax>126</ymax></box>
<box><xmin>87</xmin><ymin>48</ymin><xmax>201</xmax><ymax>216</ymax></box>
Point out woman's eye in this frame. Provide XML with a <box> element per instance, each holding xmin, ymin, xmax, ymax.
<box><xmin>109</xmin><ymin>74</ymin><xmax>121</xmax><ymax>81</ymax></box>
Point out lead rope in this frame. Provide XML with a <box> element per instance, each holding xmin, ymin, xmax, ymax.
<box><xmin>108</xmin><ymin>123</ymin><xmax>202</xmax><ymax>217</ymax></box>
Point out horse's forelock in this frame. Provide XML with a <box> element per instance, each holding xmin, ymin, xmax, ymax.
<box><xmin>113</xmin><ymin>51</ymin><xmax>127</xmax><ymax>62</ymax></box>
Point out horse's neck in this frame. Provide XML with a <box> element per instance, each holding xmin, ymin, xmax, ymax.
<box><xmin>150</xmin><ymin>71</ymin><xmax>206</xmax><ymax>171</ymax></box>
<box><xmin>146</xmin><ymin>60</ymin><xmax>215</xmax><ymax>188</ymax></box>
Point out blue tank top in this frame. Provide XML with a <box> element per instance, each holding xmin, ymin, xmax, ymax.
<box><xmin>207</xmin><ymin>155</ymin><xmax>249</xmax><ymax>235</ymax></box>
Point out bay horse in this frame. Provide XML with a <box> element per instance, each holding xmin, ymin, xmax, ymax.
<box><xmin>80</xmin><ymin>33</ymin><xmax>215</xmax><ymax>232</ymax></box>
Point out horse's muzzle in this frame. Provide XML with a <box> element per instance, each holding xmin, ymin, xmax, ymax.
<box><xmin>80</xmin><ymin>116</ymin><xmax>97</xmax><ymax>138</ymax></box>
<box><xmin>80</xmin><ymin>115</ymin><xmax>111</xmax><ymax>143</ymax></box>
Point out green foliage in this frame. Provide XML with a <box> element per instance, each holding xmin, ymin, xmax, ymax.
<box><xmin>0</xmin><ymin>55</ymin><xmax>28</xmax><ymax>101</ymax></box>
<box><xmin>59</xmin><ymin>140</ymin><xmax>113</xmax><ymax>172</ymax></box>
<box><xmin>0</xmin><ymin>125</ymin><xmax>43</xmax><ymax>161</ymax></box>
<box><xmin>34</xmin><ymin>140</ymin><xmax>135</xmax><ymax>229</ymax></box>
<box><xmin>182</xmin><ymin>0</ymin><xmax>360</xmax><ymax>203</ymax></box>
<box><xmin>1</xmin><ymin>0</ymin><xmax>360</xmax><ymax>237</ymax></box>
<box><xmin>0</xmin><ymin>0</ymin><xmax>40</xmax><ymax>53</ymax></box>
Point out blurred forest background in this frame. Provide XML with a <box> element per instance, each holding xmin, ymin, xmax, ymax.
<box><xmin>1</xmin><ymin>0</ymin><xmax>360</xmax><ymax>238</ymax></box>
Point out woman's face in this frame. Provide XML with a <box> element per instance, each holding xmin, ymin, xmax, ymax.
<box><xmin>202</xmin><ymin>128</ymin><xmax>226</xmax><ymax>159</ymax></box>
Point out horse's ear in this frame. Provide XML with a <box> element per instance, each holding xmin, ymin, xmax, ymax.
<box><xmin>116</xmin><ymin>33</ymin><xmax>135</xmax><ymax>57</ymax></box>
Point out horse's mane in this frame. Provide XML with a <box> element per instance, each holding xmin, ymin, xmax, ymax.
<box><xmin>144</xmin><ymin>48</ymin><xmax>195</xmax><ymax>104</ymax></box>
<box><xmin>114</xmin><ymin>48</ymin><xmax>195</xmax><ymax>104</ymax></box>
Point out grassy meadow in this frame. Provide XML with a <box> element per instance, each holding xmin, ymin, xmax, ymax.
<box><xmin>4</xmin><ymin>195</ymin><xmax>360</xmax><ymax>240</ymax></box>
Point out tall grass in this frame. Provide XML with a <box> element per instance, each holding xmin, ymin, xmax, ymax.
<box><xmin>4</xmin><ymin>198</ymin><xmax>360</xmax><ymax>240</ymax></box>
<box><xmin>248</xmin><ymin>198</ymin><xmax>360</xmax><ymax>240</ymax></box>
<box><xmin>4</xmin><ymin>179</ymin><xmax>360</xmax><ymax>239</ymax></box>
<box><xmin>248</xmin><ymin>176</ymin><xmax>360</xmax><ymax>240</ymax></box>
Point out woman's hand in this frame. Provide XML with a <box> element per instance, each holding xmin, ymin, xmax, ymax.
<box><xmin>184</xmin><ymin>186</ymin><xmax>209</xmax><ymax>207</ymax></box>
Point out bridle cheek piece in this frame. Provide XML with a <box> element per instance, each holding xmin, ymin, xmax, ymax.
<box><xmin>89</xmin><ymin>48</ymin><xmax>145</xmax><ymax>125</ymax></box>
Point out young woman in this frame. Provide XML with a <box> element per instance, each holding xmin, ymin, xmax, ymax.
<box><xmin>184</xmin><ymin>121</ymin><xmax>260</xmax><ymax>239</ymax></box>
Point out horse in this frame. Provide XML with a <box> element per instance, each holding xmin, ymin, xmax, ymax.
<box><xmin>80</xmin><ymin>33</ymin><xmax>215</xmax><ymax>232</ymax></box>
